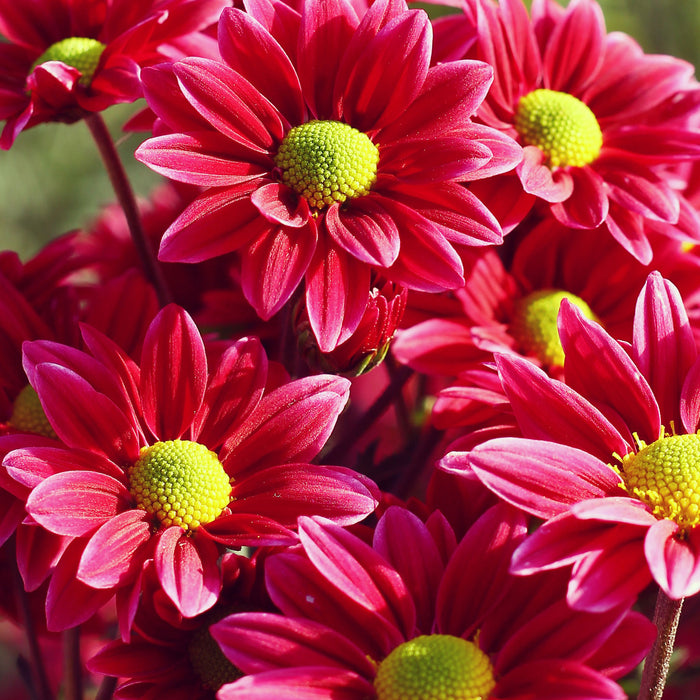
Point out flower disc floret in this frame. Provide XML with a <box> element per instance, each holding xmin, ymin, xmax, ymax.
<box><xmin>127</xmin><ymin>440</ymin><xmax>231</xmax><ymax>531</ymax></box>
<box><xmin>510</xmin><ymin>289</ymin><xmax>597</xmax><ymax>367</ymax></box>
<box><xmin>620</xmin><ymin>433</ymin><xmax>700</xmax><ymax>529</ymax></box>
<box><xmin>33</xmin><ymin>37</ymin><xmax>106</xmax><ymax>85</ymax></box>
<box><xmin>374</xmin><ymin>635</ymin><xmax>496</xmax><ymax>700</ymax></box>
<box><xmin>274</xmin><ymin>120</ymin><xmax>379</xmax><ymax>209</ymax></box>
<box><xmin>514</xmin><ymin>89</ymin><xmax>603</xmax><ymax>168</ymax></box>
<box><xmin>9</xmin><ymin>385</ymin><xmax>57</xmax><ymax>439</ymax></box>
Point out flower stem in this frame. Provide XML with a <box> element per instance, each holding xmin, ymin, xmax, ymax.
<box><xmin>84</xmin><ymin>112</ymin><xmax>171</xmax><ymax>307</ymax></box>
<box><xmin>63</xmin><ymin>627</ymin><xmax>83</xmax><ymax>700</ymax></box>
<box><xmin>638</xmin><ymin>589</ymin><xmax>684</xmax><ymax>700</ymax></box>
<box><xmin>95</xmin><ymin>674</ymin><xmax>118</xmax><ymax>700</ymax></box>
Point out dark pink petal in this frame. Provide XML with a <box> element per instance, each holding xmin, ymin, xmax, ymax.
<box><xmin>602</xmin><ymin>126</ymin><xmax>700</xmax><ymax>162</ymax></box>
<box><xmin>341</xmin><ymin>10</ymin><xmax>430</xmax><ymax>132</ymax></box>
<box><xmin>191</xmin><ymin>337</ymin><xmax>268</xmax><ymax>448</ymax></box>
<box><xmin>376</xmin><ymin>60</ymin><xmax>494</xmax><ymax>143</ymax></box>
<box><xmin>34</xmin><ymin>364</ymin><xmax>138</xmax><ymax>464</ymax></box>
<box><xmin>297</xmin><ymin>0</ymin><xmax>359</xmax><ymax>119</ymax></box>
<box><xmin>219</xmin><ymin>667</ymin><xmax>373</xmax><ymax>700</ymax></box>
<box><xmin>26</xmin><ymin>470</ymin><xmax>130</xmax><ymax>537</ymax></box>
<box><xmin>550</xmin><ymin>165</ymin><xmax>608</xmax><ymax>229</ymax></box>
<box><xmin>516</xmin><ymin>146</ymin><xmax>574</xmax><ymax>202</ymax></box>
<box><xmin>16</xmin><ymin>525</ymin><xmax>69</xmax><ymax>592</ymax></box>
<box><xmin>241</xmin><ymin>222</ymin><xmax>317</xmax><ymax>320</ymax></box>
<box><xmin>221</xmin><ymin>375</ymin><xmax>350</xmax><ymax>474</ymax></box>
<box><xmin>298</xmin><ymin>516</ymin><xmax>416</xmax><ymax>643</ymax></box>
<box><xmin>437</xmin><ymin>504</ymin><xmax>527</xmax><ymax>639</ymax></box>
<box><xmin>0</xmin><ymin>494</ymin><xmax>25</xmax><ymax>547</ymax></box>
<box><xmin>77</xmin><ymin>510</ymin><xmax>152</xmax><ymax>589</ymax></box>
<box><xmin>87</xmin><ymin>638</ymin><xmax>181</xmax><ymax>678</ymax></box>
<box><xmin>373</xmin><ymin>506</ymin><xmax>445</xmax><ymax>632</ymax></box>
<box><xmin>174</xmin><ymin>57</ymin><xmax>284</xmax><ymax>148</ymax></box>
<box><xmin>211</xmin><ymin>612</ymin><xmax>375</xmax><ymax>677</ymax></box>
<box><xmin>633</xmin><ymin>272</ymin><xmax>697</xmax><ymax>428</ymax></box>
<box><xmin>645</xmin><ymin>519</ymin><xmax>700</xmax><ymax>600</ymax></box>
<box><xmin>229</xmin><ymin>464</ymin><xmax>378</xmax><ymax>527</ymax></box>
<box><xmin>542</xmin><ymin>0</ymin><xmax>605</xmax><ymax>95</ymax></box>
<box><xmin>237</xmin><ymin>0</ymin><xmax>301</xmax><ymax>60</ymax></box>
<box><xmin>496</xmin><ymin>658</ymin><xmax>625</xmax><ymax>700</ymax></box>
<box><xmin>135</xmin><ymin>132</ymin><xmax>269</xmax><ymax>187</ymax></box>
<box><xmin>680</xmin><ymin>357</ymin><xmax>700</xmax><ymax>433</ymax></box>
<box><xmin>451</xmin><ymin>438</ymin><xmax>621</xmax><ymax>519</ymax></box>
<box><xmin>218</xmin><ymin>8</ymin><xmax>305</xmax><ymax>126</ymax></box>
<box><xmin>495</xmin><ymin>353</ymin><xmax>628</xmax><ymax>461</ymax></box>
<box><xmin>158</xmin><ymin>185</ymin><xmax>269</xmax><ymax>264</ymax></box>
<box><xmin>155</xmin><ymin>527</ymin><xmax>222</xmax><ymax>618</ymax></box>
<box><xmin>325</xmin><ymin>200</ymin><xmax>400</xmax><ymax>267</ymax></box>
<box><xmin>559</xmin><ymin>300</ymin><xmax>661</xmax><ymax>445</ymax></box>
<box><xmin>305</xmin><ymin>233</ymin><xmax>370</xmax><ymax>351</ymax></box>
<box><xmin>201</xmin><ymin>512</ymin><xmax>297</xmax><ymax>548</ymax></box>
<box><xmin>140</xmin><ymin>305</ymin><xmax>207</xmax><ymax>441</ymax></box>
<box><xmin>251</xmin><ymin>182</ymin><xmax>310</xmax><ymax>228</ymax></box>
<box><xmin>46</xmin><ymin>541</ymin><xmax>114</xmax><ymax>632</ymax></box>
<box><xmin>603</xmin><ymin>202</ymin><xmax>652</xmax><ymax>264</ymax></box>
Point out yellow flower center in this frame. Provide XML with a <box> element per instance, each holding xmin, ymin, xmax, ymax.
<box><xmin>510</xmin><ymin>289</ymin><xmax>597</xmax><ymax>368</ymax></box>
<box><xmin>619</xmin><ymin>433</ymin><xmax>700</xmax><ymax>530</ymax></box>
<box><xmin>188</xmin><ymin>620</ymin><xmax>242</xmax><ymax>691</ymax></box>
<box><xmin>514</xmin><ymin>89</ymin><xmax>603</xmax><ymax>168</ymax></box>
<box><xmin>33</xmin><ymin>37</ymin><xmax>106</xmax><ymax>85</ymax></box>
<box><xmin>274</xmin><ymin>120</ymin><xmax>379</xmax><ymax>210</ymax></box>
<box><xmin>127</xmin><ymin>440</ymin><xmax>231</xmax><ymax>531</ymax></box>
<box><xmin>374</xmin><ymin>635</ymin><xmax>496</xmax><ymax>700</ymax></box>
<box><xmin>8</xmin><ymin>385</ymin><xmax>57</xmax><ymax>439</ymax></box>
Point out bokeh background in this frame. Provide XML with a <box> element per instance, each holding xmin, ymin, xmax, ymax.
<box><xmin>0</xmin><ymin>0</ymin><xmax>698</xmax><ymax>260</ymax></box>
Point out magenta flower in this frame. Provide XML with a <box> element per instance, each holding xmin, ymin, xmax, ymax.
<box><xmin>7</xmin><ymin>304</ymin><xmax>378</xmax><ymax>631</ymax></box>
<box><xmin>449</xmin><ymin>0</ymin><xmax>700</xmax><ymax>262</ymax></box>
<box><xmin>135</xmin><ymin>0</ymin><xmax>522</xmax><ymax>351</ymax></box>
<box><xmin>441</xmin><ymin>272</ymin><xmax>700</xmax><ymax>610</ymax></box>
<box><xmin>0</xmin><ymin>0</ymin><xmax>229</xmax><ymax>148</ymax></box>
<box><xmin>211</xmin><ymin>505</ymin><xmax>653</xmax><ymax>699</ymax></box>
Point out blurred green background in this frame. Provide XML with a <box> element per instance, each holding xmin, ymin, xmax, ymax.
<box><xmin>0</xmin><ymin>0</ymin><xmax>698</xmax><ymax>260</ymax></box>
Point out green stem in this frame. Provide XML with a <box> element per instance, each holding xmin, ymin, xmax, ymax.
<box><xmin>638</xmin><ymin>589</ymin><xmax>684</xmax><ymax>700</ymax></box>
<box><xmin>84</xmin><ymin>112</ymin><xmax>171</xmax><ymax>307</ymax></box>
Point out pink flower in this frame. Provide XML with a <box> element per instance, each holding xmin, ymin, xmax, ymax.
<box><xmin>448</xmin><ymin>0</ymin><xmax>700</xmax><ymax>263</ymax></box>
<box><xmin>441</xmin><ymin>272</ymin><xmax>700</xmax><ymax>610</ymax></box>
<box><xmin>0</xmin><ymin>0</ymin><xmax>229</xmax><ymax>148</ymax></box>
<box><xmin>9</xmin><ymin>304</ymin><xmax>378</xmax><ymax>631</ymax></box>
<box><xmin>135</xmin><ymin>0</ymin><xmax>522</xmax><ymax>351</ymax></box>
<box><xmin>211</xmin><ymin>505</ymin><xmax>653</xmax><ymax>699</ymax></box>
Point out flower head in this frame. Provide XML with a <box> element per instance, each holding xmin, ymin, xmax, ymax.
<box><xmin>135</xmin><ymin>0</ymin><xmax>522</xmax><ymax>350</ymax></box>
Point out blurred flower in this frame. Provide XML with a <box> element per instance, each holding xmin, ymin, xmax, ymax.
<box><xmin>441</xmin><ymin>272</ymin><xmax>700</xmax><ymax>610</ymax></box>
<box><xmin>135</xmin><ymin>0</ymin><xmax>522</xmax><ymax>351</ymax></box>
<box><xmin>0</xmin><ymin>0</ymin><xmax>229</xmax><ymax>148</ymax></box>
<box><xmin>212</xmin><ymin>505</ymin><xmax>653</xmax><ymax>699</ymax></box>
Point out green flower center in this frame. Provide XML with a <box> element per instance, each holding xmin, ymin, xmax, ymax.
<box><xmin>188</xmin><ymin>620</ymin><xmax>242</xmax><ymax>691</ymax></box>
<box><xmin>33</xmin><ymin>37</ymin><xmax>106</xmax><ymax>85</ymax></box>
<box><xmin>127</xmin><ymin>440</ymin><xmax>231</xmax><ymax>531</ymax></box>
<box><xmin>274</xmin><ymin>120</ymin><xmax>379</xmax><ymax>210</ymax></box>
<box><xmin>619</xmin><ymin>433</ymin><xmax>700</xmax><ymax>529</ymax></box>
<box><xmin>510</xmin><ymin>289</ymin><xmax>597</xmax><ymax>368</ymax></box>
<box><xmin>9</xmin><ymin>385</ymin><xmax>57</xmax><ymax>439</ymax></box>
<box><xmin>514</xmin><ymin>89</ymin><xmax>603</xmax><ymax>168</ymax></box>
<box><xmin>374</xmin><ymin>635</ymin><xmax>496</xmax><ymax>700</ymax></box>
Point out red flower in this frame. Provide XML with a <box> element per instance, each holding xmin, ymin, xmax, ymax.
<box><xmin>212</xmin><ymin>505</ymin><xmax>654</xmax><ymax>699</ymax></box>
<box><xmin>135</xmin><ymin>0</ymin><xmax>522</xmax><ymax>351</ymax></box>
<box><xmin>0</xmin><ymin>0</ymin><xmax>229</xmax><ymax>147</ymax></box>
<box><xmin>9</xmin><ymin>304</ymin><xmax>378</xmax><ymax>630</ymax></box>
<box><xmin>448</xmin><ymin>0</ymin><xmax>700</xmax><ymax>263</ymax></box>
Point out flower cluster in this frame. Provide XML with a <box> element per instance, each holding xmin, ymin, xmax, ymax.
<box><xmin>1</xmin><ymin>0</ymin><xmax>700</xmax><ymax>699</ymax></box>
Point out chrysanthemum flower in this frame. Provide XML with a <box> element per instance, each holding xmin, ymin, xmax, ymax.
<box><xmin>211</xmin><ymin>505</ymin><xmax>654</xmax><ymax>699</ymax></box>
<box><xmin>0</xmin><ymin>0</ymin><xmax>229</xmax><ymax>148</ymax></box>
<box><xmin>135</xmin><ymin>0</ymin><xmax>523</xmax><ymax>351</ymax></box>
<box><xmin>448</xmin><ymin>0</ymin><xmax>700</xmax><ymax>263</ymax></box>
<box><xmin>7</xmin><ymin>304</ymin><xmax>378</xmax><ymax>630</ymax></box>
<box><xmin>441</xmin><ymin>272</ymin><xmax>700</xmax><ymax>610</ymax></box>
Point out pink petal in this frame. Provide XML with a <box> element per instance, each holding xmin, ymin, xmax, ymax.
<box><xmin>550</xmin><ymin>165</ymin><xmax>608</xmax><ymax>229</ymax></box>
<box><xmin>645</xmin><ymin>519</ymin><xmax>700</xmax><ymax>600</ymax></box>
<box><xmin>78</xmin><ymin>509</ymin><xmax>152</xmax><ymax>589</ymax></box>
<box><xmin>26</xmin><ymin>471</ymin><xmax>130</xmax><ymax>537</ymax></box>
<box><xmin>140</xmin><ymin>305</ymin><xmax>207</xmax><ymax>440</ymax></box>
<box><xmin>251</xmin><ymin>182</ymin><xmax>310</xmax><ymax>228</ymax></box>
<box><xmin>155</xmin><ymin>527</ymin><xmax>222</xmax><ymax>617</ymax></box>
<box><xmin>516</xmin><ymin>145</ymin><xmax>574</xmax><ymax>202</ymax></box>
